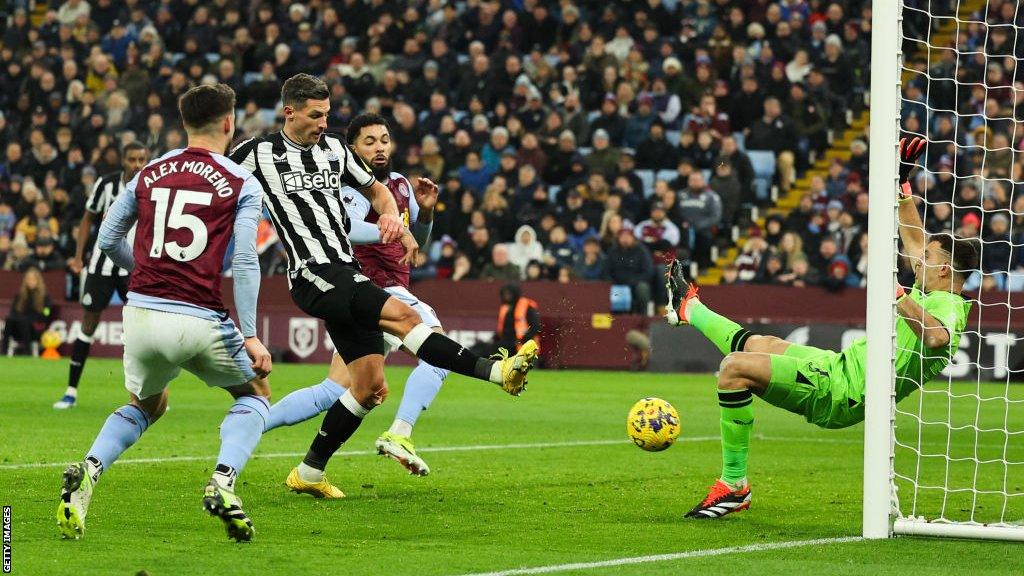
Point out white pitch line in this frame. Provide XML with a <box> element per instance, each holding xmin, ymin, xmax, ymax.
<box><xmin>0</xmin><ymin>437</ymin><xmax>721</xmax><ymax>471</ymax></box>
<box><xmin>456</xmin><ymin>536</ymin><xmax>864</xmax><ymax>576</ymax></box>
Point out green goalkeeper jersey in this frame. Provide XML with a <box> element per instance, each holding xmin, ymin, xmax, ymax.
<box><xmin>842</xmin><ymin>287</ymin><xmax>971</xmax><ymax>403</ymax></box>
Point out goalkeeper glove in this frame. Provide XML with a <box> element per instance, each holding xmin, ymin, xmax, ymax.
<box><xmin>898</xmin><ymin>136</ymin><xmax>927</xmax><ymax>185</ymax></box>
<box><xmin>895</xmin><ymin>283</ymin><xmax>906</xmax><ymax>301</ymax></box>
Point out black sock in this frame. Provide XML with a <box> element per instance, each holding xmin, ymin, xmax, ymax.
<box><xmin>302</xmin><ymin>399</ymin><xmax>364</xmax><ymax>470</ymax></box>
<box><xmin>68</xmin><ymin>337</ymin><xmax>92</xmax><ymax>388</ymax></box>
<box><xmin>415</xmin><ymin>332</ymin><xmax>495</xmax><ymax>381</ymax></box>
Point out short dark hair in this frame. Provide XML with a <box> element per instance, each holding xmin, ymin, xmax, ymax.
<box><xmin>346</xmin><ymin>112</ymin><xmax>390</xmax><ymax>141</ymax></box>
<box><xmin>122</xmin><ymin>141</ymin><xmax>149</xmax><ymax>155</ymax></box>
<box><xmin>281</xmin><ymin>73</ymin><xmax>329</xmax><ymax>108</ymax></box>
<box><xmin>931</xmin><ymin>233</ymin><xmax>980</xmax><ymax>281</ymax></box>
<box><xmin>178</xmin><ymin>84</ymin><xmax>236</xmax><ymax>131</ymax></box>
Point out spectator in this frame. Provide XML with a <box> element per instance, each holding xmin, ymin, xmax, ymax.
<box><xmin>757</xmin><ymin>253</ymin><xmax>785</xmax><ymax>284</ymax></box>
<box><xmin>508</xmin><ymin>225</ymin><xmax>545</xmax><ymax>277</ymax></box>
<box><xmin>678</xmin><ymin>172</ymin><xmax>723</xmax><ymax>268</ymax></box>
<box><xmin>635</xmin><ymin>121</ymin><xmax>678</xmax><ymax>171</ymax></box>
<box><xmin>22</xmin><ymin>231</ymin><xmax>65</xmax><ymax>272</ymax></box>
<box><xmin>745</xmin><ymin>96</ymin><xmax>798</xmax><ymax>192</ymax></box>
<box><xmin>458</xmin><ymin>151</ymin><xmax>495</xmax><ymax>197</ymax></box>
<box><xmin>607</xmin><ymin>227</ymin><xmax>653</xmax><ymax>314</ymax></box>
<box><xmin>3</xmin><ymin>267</ymin><xmax>52</xmax><ymax>356</ymax></box>
<box><xmin>572</xmin><ymin>237</ymin><xmax>609</xmax><ymax>281</ymax></box>
<box><xmin>15</xmin><ymin>200</ymin><xmax>59</xmax><ymax>244</ymax></box>
<box><xmin>543</xmin><ymin>225</ymin><xmax>575</xmax><ymax>272</ymax></box>
<box><xmin>480</xmin><ymin>244</ymin><xmax>522</xmax><ymax>282</ymax></box>
<box><xmin>709</xmin><ymin>159</ymin><xmax>743</xmax><ymax>229</ymax></box>
<box><xmin>777</xmin><ymin>255</ymin><xmax>819</xmax><ymax>287</ymax></box>
<box><xmin>734</xmin><ymin>234</ymin><xmax>770</xmax><ymax>283</ymax></box>
<box><xmin>585</xmin><ymin>129</ymin><xmax>620</xmax><ymax>180</ymax></box>
<box><xmin>464</xmin><ymin>227</ymin><xmax>493</xmax><ymax>278</ymax></box>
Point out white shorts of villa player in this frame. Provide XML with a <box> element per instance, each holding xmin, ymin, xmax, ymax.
<box><xmin>381</xmin><ymin>286</ymin><xmax>442</xmax><ymax>355</ymax></box>
<box><xmin>121</xmin><ymin>304</ymin><xmax>257</xmax><ymax>400</ymax></box>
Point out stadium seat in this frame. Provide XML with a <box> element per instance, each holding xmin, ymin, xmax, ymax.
<box><xmin>548</xmin><ymin>184</ymin><xmax>561</xmax><ymax>202</ymax></box>
<box><xmin>732</xmin><ymin>131</ymin><xmax>746</xmax><ymax>151</ymax></box>
<box><xmin>610</xmin><ymin>285</ymin><xmax>633</xmax><ymax>313</ymax></box>
<box><xmin>636</xmin><ymin>169</ymin><xmax>655</xmax><ymax>197</ymax></box>
<box><xmin>656</xmin><ymin>169</ymin><xmax>677</xmax><ymax>186</ymax></box>
<box><xmin>666</xmin><ymin>130</ymin><xmax>681</xmax><ymax>146</ymax></box>
<box><xmin>747</xmin><ymin>150</ymin><xmax>776</xmax><ymax>202</ymax></box>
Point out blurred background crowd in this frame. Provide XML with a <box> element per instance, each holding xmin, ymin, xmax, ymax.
<box><xmin>1</xmin><ymin>0</ymin><xmax>1014</xmax><ymax>316</ymax></box>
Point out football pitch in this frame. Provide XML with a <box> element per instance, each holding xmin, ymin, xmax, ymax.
<box><xmin>0</xmin><ymin>357</ymin><xmax>1019</xmax><ymax>575</ymax></box>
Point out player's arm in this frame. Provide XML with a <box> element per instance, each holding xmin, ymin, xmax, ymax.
<box><xmin>232</xmin><ymin>178</ymin><xmax>272</xmax><ymax>377</ymax></box>
<box><xmin>897</xmin><ymin>137</ymin><xmax>928</xmax><ymax>268</ymax></box>
<box><xmin>96</xmin><ymin>176</ymin><xmax>140</xmax><ymax>271</ymax></box>
<box><xmin>410</xmin><ymin>177</ymin><xmax>436</xmax><ymax>246</ymax></box>
<box><xmin>896</xmin><ymin>291</ymin><xmax>951</xmax><ymax>349</ymax></box>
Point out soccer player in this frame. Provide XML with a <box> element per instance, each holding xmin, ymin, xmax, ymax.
<box><xmin>667</xmin><ymin>136</ymin><xmax>978</xmax><ymax>519</ymax></box>
<box><xmin>229</xmin><ymin>74</ymin><xmax>538</xmax><ymax>498</ymax></box>
<box><xmin>55</xmin><ymin>142</ymin><xmax>150</xmax><ymax>409</ymax></box>
<box><xmin>57</xmin><ymin>84</ymin><xmax>273</xmax><ymax>542</ymax></box>
<box><xmin>263</xmin><ymin>112</ymin><xmax>455</xmax><ymax>477</ymax></box>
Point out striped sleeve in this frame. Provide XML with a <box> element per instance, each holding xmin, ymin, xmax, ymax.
<box><xmin>228</xmin><ymin>137</ymin><xmax>260</xmax><ymax>175</ymax></box>
<box><xmin>341</xmin><ymin>144</ymin><xmax>376</xmax><ymax>189</ymax></box>
<box><xmin>84</xmin><ymin>176</ymin><xmax>107</xmax><ymax>214</ymax></box>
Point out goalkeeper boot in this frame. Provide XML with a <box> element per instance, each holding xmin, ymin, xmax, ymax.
<box><xmin>56</xmin><ymin>462</ymin><xmax>94</xmax><ymax>539</ymax></box>
<box><xmin>376</xmin><ymin>431</ymin><xmax>430</xmax><ymax>476</ymax></box>
<box><xmin>665</xmin><ymin>259</ymin><xmax>699</xmax><ymax>326</ymax></box>
<box><xmin>685</xmin><ymin>479</ymin><xmax>751</xmax><ymax>519</ymax></box>
<box><xmin>495</xmin><ymin>340</ymin><xmax>539</xmax><ymax>396</ymax></box>
<box><xmin>285</xmin><ymin>467</ymin><xmax>345</xmax><ymax>499</ymax></box>
<box><xmin>202</xmin><ymin>480</ymin><xmax>254</xmax><ymax>542</ymax></box>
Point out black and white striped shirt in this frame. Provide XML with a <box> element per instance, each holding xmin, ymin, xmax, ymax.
<box><xmin>85</xmin><ymin>171</ymin><xmax>130</xmax><ymax>277</ymax></box>
<box><xmin>229</xmin><ymin>132</ymin><xmax>375</xmax><ymax>272</ymax></box>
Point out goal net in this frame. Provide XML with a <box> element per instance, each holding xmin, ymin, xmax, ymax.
<box><xmin>865</xmin><ymin>0</ymin><xmax>1024</xmax><ymax>540</ymax></box>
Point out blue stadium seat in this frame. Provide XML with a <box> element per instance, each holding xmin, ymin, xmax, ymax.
<box><xmin>655</xmin><ymin>169</ymin><xmax>677</xmax><ymax>187</ymax></box>
<box><xmin>547</xmin><ymin>184</ymin><xmax>561</xmax><ymax>202</ymax></box>
<box><xmin>747</xmin><ymin>150</ymin><xmax>776</xmax><ymax>202</ymax></box>
<box><xmin>732</xmin><ymin>131</ymin><xmax>746</xmax><ymax>151</ymax></box>
<box><xmin>610</xmin><ymin>285</ymin><xmax>633</xmax><ymax>313</ymax></box>
<box><xmin>666</xmin><ymin>130</ymin><xmax>681</xmax><ymax>146</ymax></box>
<box><xmin>636</xmin><ymin>169</ymin><xmax>655</xmax><ymax>197</ymax></box>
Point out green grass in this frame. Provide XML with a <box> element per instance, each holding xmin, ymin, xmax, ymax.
<box><xmin>0</xmin><ymin>357</ymin><xmax>1020</xmax><ymax>576</ymax></box>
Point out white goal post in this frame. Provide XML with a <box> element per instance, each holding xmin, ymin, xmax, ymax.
<box><xmin>864</xmin><ymin>0</ymin><xmax>1024</xmax><ymax>541</ymax></box>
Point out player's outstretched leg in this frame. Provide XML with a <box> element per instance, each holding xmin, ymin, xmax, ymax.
<box><xmin>685</xmin><ymin>353</ymin><xmax>769</xmax><ymax>519</ymax></box>
<box><xmin>263</xmin><ymin>376</ymin><xmax>347</xmax><ymax>432</ymax></box>
<box><xmin>376</xmin><ymin>360</ymin><xmax>448</xmax><ymax>476</ymax></box>
<box><xmin>57</xmin><ymin>398</ymin><xmax>160</xmax><ymax>538</ymax></box>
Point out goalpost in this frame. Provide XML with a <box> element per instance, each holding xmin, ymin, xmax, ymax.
<box><xmin>865</xmin><ymin>0</ymin><xmax>1024</xmax><ymax>541</ymax></box>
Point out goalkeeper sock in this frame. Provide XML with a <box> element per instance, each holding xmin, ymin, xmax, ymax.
<box><xmin>689</xmin><ymin>301</ymin><xmax>751</xmax><ymax>357</ymax></box>
<box><xmin>718</xmin><ymin>388</ymin><xmax>754</xmax><ymax>486</ymax></box>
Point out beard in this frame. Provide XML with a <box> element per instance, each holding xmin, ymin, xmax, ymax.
<box><xmin>369</xmin><ymin>156</ymin><xmax>392</xmax><ymax>181</ymax></box>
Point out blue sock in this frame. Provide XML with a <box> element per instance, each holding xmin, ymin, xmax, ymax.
<box><xmin>217</xmin><ymin>395</ymin><xmax>270</xmax><ymax>474</ymax></box>
<box><xmin>395</xmin><ymin>362</ymin><xmax>448</xmax><ymax>427</ymax></box>
<box><xmin>264</xmin><ymin>378</ymin><xmax>347</xmax><ymax>432</ymax></box>
<box><xmin>86</xmin><ymin>405</ymin><xmax>151</xmax><ymax>471</ymax></box>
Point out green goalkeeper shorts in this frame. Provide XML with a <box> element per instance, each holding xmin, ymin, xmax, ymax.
<box><xmin>760</xmin><ymin>344</ymin><xmax>865</xmax><ymax>429</ymax></box>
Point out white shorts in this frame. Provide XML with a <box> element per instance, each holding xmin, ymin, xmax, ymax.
<box><xmin>382</xmin><ymin>286</ymin><xmax>442</xmax><ymax>355</ymax></box>
<box><xmin>122</xmin><ymin>306</ymin><xmax>257</xmax><ymax>399</ymax></box>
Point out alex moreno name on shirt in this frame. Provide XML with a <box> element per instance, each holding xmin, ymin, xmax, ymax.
<box><xmin>142</xmin><ymin>156</ymin><xmax>236</xmax><ymax>197</ymax></box>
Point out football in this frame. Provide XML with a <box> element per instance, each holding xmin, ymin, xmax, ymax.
<box><xmin>627</xmin><ymin>397</ymin><xmax>681</xmax><ymax>452</ymax></box>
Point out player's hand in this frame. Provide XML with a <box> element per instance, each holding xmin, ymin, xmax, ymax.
<box><xmin>68</xmin><ymin>257</ymin><xmax>83</xmax><ymax>274</ymax></box>
<box><xmin>377</xmin><ymin>213</ymin><xmax>402</xmax><ymax>244</ymax></box>
<box><xmin>898</xmin><ymin>136</ymin><xmax>927</xmax><ymax>184</ymax></box>
<box><xmin>244</xmin><ymin>337</ymin><xmax>273</xmax><ymax>378</ymax></box>
<box><xmin>413</xmin><ymin>177</ymin><xmax>439</xmax><ymax>212</ymax></box>
<box><xmin>399</xmin><ymin>231</ymin><xmax>419</xmax><ymax>266</ymax></box>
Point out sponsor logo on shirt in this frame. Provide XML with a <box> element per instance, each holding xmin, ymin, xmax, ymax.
<box><xmin>280</xmin><ymin>169</ymin><xmax>342</xmax><ymax>194</ymax></box>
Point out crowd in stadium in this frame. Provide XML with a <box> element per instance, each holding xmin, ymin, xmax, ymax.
<box><xmin>3</xmin><ymin>0</ymin><xmax>1010</xmax><ymax>315</ymax></box>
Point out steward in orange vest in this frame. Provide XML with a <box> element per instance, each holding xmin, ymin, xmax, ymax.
<box><xmin>496</xmin><ymin>284</ymin><xmax>541</xmax><ymax>352</ymax></box>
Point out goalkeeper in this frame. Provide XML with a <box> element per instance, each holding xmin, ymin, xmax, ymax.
<box><xmin>668</xmin><ymin>137</ymin><xmax>978</xmax><ymax>519</ymax></box>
